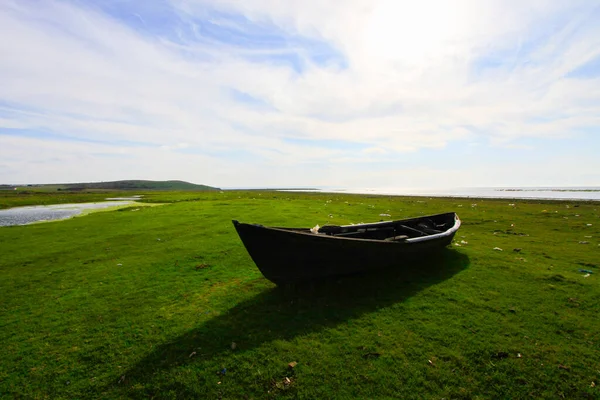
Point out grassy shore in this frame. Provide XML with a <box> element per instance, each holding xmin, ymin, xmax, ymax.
<box><xmin>0</xmin><ymin>191</ymin><xmax>598</xmax><ymax>399</ymax></box>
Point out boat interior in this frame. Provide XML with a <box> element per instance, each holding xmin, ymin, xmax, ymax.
<box><xmin>290</xmin><ymin>213</ymin><xmax>457</xmax><ymax>241</ymax></box>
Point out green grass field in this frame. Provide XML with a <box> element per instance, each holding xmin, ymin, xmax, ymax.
<box><xmin>0</xmin><ymin>191</ymin><xmax>598</xmax><ymax>399</ymax></box>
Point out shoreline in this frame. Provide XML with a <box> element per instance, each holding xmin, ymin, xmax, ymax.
<box><xmin>277</xmin><ymin>189</ymin><xmax>600</xmax><ymax>202</ymax></box>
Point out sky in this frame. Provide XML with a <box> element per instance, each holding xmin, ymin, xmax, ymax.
<box><xmin>1</xmin><ymin>0</ymin><xmax>599</xmax><ymax>189</ymax></box>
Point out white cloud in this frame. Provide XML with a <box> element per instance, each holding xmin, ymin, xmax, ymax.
<box><xmin>0</xmin><ymin>0</ymin><xmax>599</xmax><ymax>187</ymax></box>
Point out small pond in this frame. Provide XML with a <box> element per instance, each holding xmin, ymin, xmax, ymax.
<box><xmin>0</xmin><ymin>201</ymin><xmax>137</xmax><ymax>227</ymax></box>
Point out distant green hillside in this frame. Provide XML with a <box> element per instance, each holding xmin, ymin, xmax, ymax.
<box><xmin>56</xmin><ymin>180</ymin><xmax>219</xmax><ymax>191</ymax></box>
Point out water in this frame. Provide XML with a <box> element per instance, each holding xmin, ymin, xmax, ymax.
<box><xmin>280</xmin><ymin>187</ymin><xmax>600</xmax><ymax>201</ymax></box>
<box><xmin>105</xmin><ymin>195</ymin><xmax>144</xmax><ymax>201</ymax></box>
<box><xmin>0</xmin><ymin>201</ymin><xmax>135</xmax><ymax>227</ymax></box>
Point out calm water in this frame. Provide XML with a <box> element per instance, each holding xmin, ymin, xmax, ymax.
<box><xmin>281</xmin><ymin>187</ymin><xmax>600</xmax><ymax>201</ymax></box>
<box><xmin>105</xmin><ymin>195</ymin><xmax>144</xmax><ymax>201</ymax></box>
<box><xmin>0</xmin><ymin>201</ymin><xmax>134</xmax><ymax>227</ymax></box>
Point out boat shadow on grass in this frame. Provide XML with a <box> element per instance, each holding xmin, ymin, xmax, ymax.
<box><xmin>109</xmin><ymin>249</ymin><xmax>469</xmax><ymax>395</ymax></box>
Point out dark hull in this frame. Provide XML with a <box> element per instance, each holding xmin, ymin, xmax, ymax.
<box><xmin>233</xmin><ymin>212</ymin><xmax>460</xmax><ymax>285</ymax></box>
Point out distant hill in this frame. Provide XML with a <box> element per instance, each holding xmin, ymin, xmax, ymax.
<box><xmin>56</xmin><ymin>180</ymin><xmax>219</xmax><ymax>191</ymax></box>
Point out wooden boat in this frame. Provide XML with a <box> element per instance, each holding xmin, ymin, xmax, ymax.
<box><xmin>233</xmin><ymin>212</ymin><xmax>461</xmax><ymax>285</ymax></box>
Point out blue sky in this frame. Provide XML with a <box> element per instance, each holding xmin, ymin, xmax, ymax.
<box><xmin>0</xmin><ymin>0</ymin><xmax>599</xmax><ymax>188</ymax></box>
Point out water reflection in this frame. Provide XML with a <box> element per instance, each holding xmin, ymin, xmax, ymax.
<box><xmin>0</xmin><ymin>201</ymin><xmax>135</xmax><ymax>227</ymax></box>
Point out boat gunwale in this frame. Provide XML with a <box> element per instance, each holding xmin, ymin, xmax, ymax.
<box><xmin>234</xmin><ymin>212</ymin><xmax>460</xmax><ymax>245</ymax></box>
<box><xmin>405</xmin><ymin>214</ymin><xmax>460</xmax><ymax>243</ymax></box>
